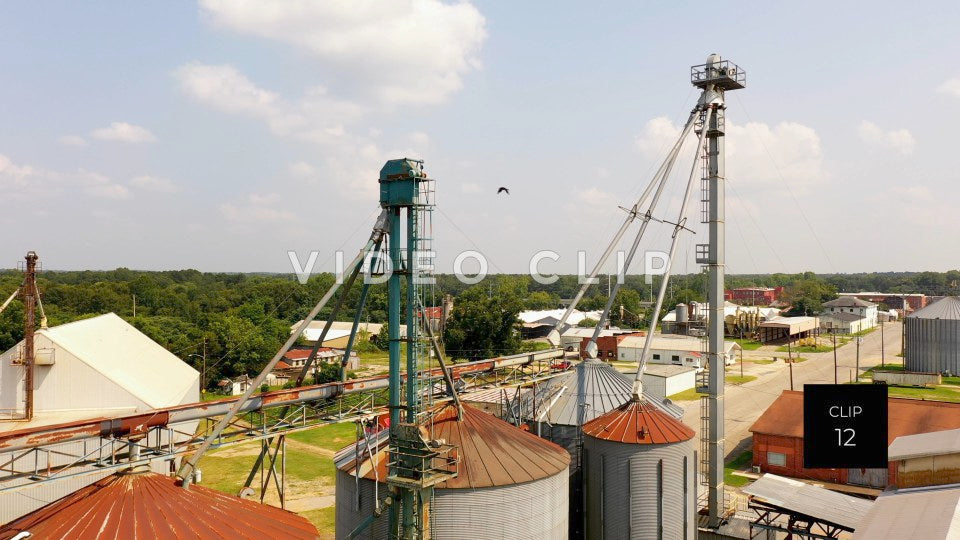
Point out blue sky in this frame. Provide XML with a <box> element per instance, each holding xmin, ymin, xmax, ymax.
<box><xmin>1</xmin><ymin>1</ymin><xmax>958</xmax><ymax>275</ymax></box>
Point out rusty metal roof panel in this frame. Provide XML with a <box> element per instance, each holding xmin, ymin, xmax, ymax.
<box><xmin>0</xmin><ymin>471</ymin><xmax>319</xmax><ymax>539</ymax></box>
<box><xmin>750</xmin><ymin>390</ymin><xmax>960</xmax><ymax>443</ymax></box>
<box><xmin>582</xmin><ymin>398</ymin><xmax>695</xmax><ymax>444</ymax></box>
<box><xmin>340</xmin><ymin>403</ymin><xmax>570</xmax><ymax>489</ymax></box>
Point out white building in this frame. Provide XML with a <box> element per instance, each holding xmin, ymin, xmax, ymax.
<box><xmin>558</xmin><ymin>327</ymin><xmax>634</xmax><ymax>351</ymax></box>
<box><xmin>617</xmin><ymin>334</ymin><xmax>740</xmax><ymax>370</ymax></box>
<box><xmin>638</xmin><ymin>364</ymin><xmax>698</xmax><ymax>397</ymax></box>
<box><xmin>820</xmin><ymin>297</ymin><xmax>878</xmax><ymax>333</ymax></box>
<box><xmin>0</xmin><ymin>313</ymin><xmax>200</xmax><ymax>522</ymax></box>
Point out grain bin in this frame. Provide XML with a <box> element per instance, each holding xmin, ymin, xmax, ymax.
<box><xmin>335</xmin><ymin>402</ymin><xmax>570</xmax><ymax>539</ymax></box>
<box><xmin>523</xmin><ymin>358</ymin><xmax>632</xmax><ymax>539</ymax></box>
<box><xmin>582</xmin><ymin>398</ymin><xmax>697</xmax><ymax>540</ymax></box>
<box><xmin>905</xmin><ymin>296</ymin><xmax>960</xmax><ymax>375</ymax></box>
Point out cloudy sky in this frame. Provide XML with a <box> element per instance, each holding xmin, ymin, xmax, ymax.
<box><xmin>1</xmin><ymin>1</ymin><xmax>958</xmax><ymax>275</ymax></box>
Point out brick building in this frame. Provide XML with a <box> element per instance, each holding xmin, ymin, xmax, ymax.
<box><xmin>750</xmin><ymin>390</ymin><xmax>960</xmax><ymax>489</ymax></box>
<box><xmin>724</xmin><ymin>286</ymin><xmax>784</xmax><ymax>305</ymax></box>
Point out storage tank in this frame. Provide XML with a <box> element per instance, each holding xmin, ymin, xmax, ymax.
<box><xmin>335</xmin><ymin>402</ymin><xmax>570</xmax><ymax>539</ymax></box>
<box><xmin>582</xmin><ymin>398</ymin><xmax>697</xmax><ymax>539</ymax></box>
<box><xmin>905</xmin><ymin>296</ymin><xmax>960</xmax><ymax>375</ymax></box>
<box><xmin>523</xmin><ymin>359</ymin><xmax>632</xmax><ymax>539</ymax></box>
<box><xmin>675</xmin><ymin>303</ymin><xmax>688</xmax><ymax>323</ymax></box>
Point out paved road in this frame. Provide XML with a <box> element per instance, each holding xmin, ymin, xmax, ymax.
<box><xmin>681</xmin><ymin>321</ymin><xmax>905</xmax><ymax>460</ymax></box>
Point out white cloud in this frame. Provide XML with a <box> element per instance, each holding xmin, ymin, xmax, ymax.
<box><xmin>635</xmin><ymin>116</ymin><xmax>826</xmax><ymax>189</ymax></box>
<box><xmin>199</xmin><ymin>0</ymin><xmax>487</xmax><ymax>105</ymax></box>
<box><xmin>937</xmin><ymin>78</ymin><xmax>960</xmax><ymax>98</ymax></box>
<box><xmin>220</xmin><ymin>192</ymin><xmax>294</xmax><ymax>224</ymax></box>
<box><xmin>858</xmin><ymin>121</ymin><xmax>916</xmax><ymax>155</ymax></box>
<box><xmin>58</xmin><ymin>135</ymin><xmax>87</xmax><ymax>147</ymax></box>
<box><xmin>577</xmin><ymin>187</ymin><xmax>616</xmax><ymax>208</ymax></box>
<box><xmin>175</xmin><ymin>63</ymin><xmax>363</xmax><ymax>140</ymax></box>
<box><xmin>288</xmin><ymin>161</ymin><xmax>317</xmax><ymax>178</ymax></box>
<box><xmin>90</xmin><ymin>122</ymin><xmax>157</xmax><ymax>143</ymax></box>
<box><xmin>0</xmin><ymin>154</ymin><xmax>132</xmax><ymax>200</ymax></box>
<box><xmin>131</xmin><ymin>175</ymin><xmax>180</xmax><ymax>193</ymax></box>
<box><xmin>78</xmin><ymin>171</ymin><xmax>131</xmax><ymax>199</ymax></box>
<box><xmin>461</xmin><ymin>182</ymin><xmax>482</xmax><ymax>194</ymax></box>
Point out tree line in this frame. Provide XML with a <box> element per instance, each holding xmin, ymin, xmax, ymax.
<box><xmin>0</xmin><ymin>268</ymin><xmax>956</xmax><ymax>385</ymax></box>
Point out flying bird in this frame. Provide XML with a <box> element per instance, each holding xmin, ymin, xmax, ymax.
<box><xmin>497</xmin><ymin>187</ymin><xmax>510</xmax><ymax>195</ymax></box>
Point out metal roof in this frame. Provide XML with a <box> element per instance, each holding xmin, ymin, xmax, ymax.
<box><xmin>581</xmin><ymin>398</ymin><xmax>695</xmax><ymax>444</ymax></box>
<box><xmin>823</xmin><ymin>297</ymin><xmax>877</xmax><ymax>308</ymax></box>
<box><xmin>619</xmin><ymin>334</ymin><xmax>740</xmax><ymax>354</ymax></box>
<box><xmin>758</xmin><ymin>316</ymin><xmax>819</xmax><ymax>333</ymax></box>
<box><xmin>889</xmin><ymin>428</ymin><xmax>960</xmax><ymax>461</ymax></box>
<box><xmin>909</xmin><ymin>296</ymin><xmax>960</xmax><ymax>320</ymax></box>
<box><xmin>527</xmin><ymin>359</ymin><xmax>633</xmax><ymax>426</ymax></box>
<box><xmin>750</xmin><ymin>390</ymin><xmax>960</xmax><ymax>443</ymax></box>
<box><xmin>32</xmin><ymin>313</ymin><xmax>198</xmax><ymax>409</ymax></box>
<box><xmin>338</xmin><ymin>403</ymin><xmax>570</xmax><ymax>489</ymax></box>
<box><xmin>743</xmin><ymin>473</ymin><xmax>872</xmax><ymax>531</ymax></box>
<box><xmin>0</xmin><ymin>470</ymin><xmax>318</xmax><ymax>539</ymax></box>
<box><xmin>852</xmin><ymin>485</ymin><xmax>960</xmax><ymax>539</ymax></box>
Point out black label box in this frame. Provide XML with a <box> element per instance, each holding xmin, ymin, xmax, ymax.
<box><xmin>803</xmin><ymin>384</ymin><xmax>888</xmax><ymax>469</ymax></box>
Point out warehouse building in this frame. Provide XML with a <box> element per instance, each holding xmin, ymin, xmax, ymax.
<box><xmin>905</xmin><ymin>296</ymin><xmax>960</xmax><ymax>375</ymax></box>
<box><xmin>750</xmin><ymin>390</ymin><xmax>960</xmax><ymax>489</ymax></box>
<box><xmin>0</xmin><ymin>313</ymin><xmax>200</xmax><ymax>523</ymax></box>
<box><xmin>853</xmin><ymin>485</ymin><xmax>960</xmax><ymax>539</ymax></box>
<box><xmin>617</xmin><ymin>334</ymin><xmax>740</xmax><ymax>369</ymax></box>
<box><xmin>888</xmin><ymin>427</ymin><xmax>960</xmax><ymax>489</ymax></box>
<box><xmin>756</xmin><ymin>316</ymin><xmax>819</xmax><ymax>343</ymax></box>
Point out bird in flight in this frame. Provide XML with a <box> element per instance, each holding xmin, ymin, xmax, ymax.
<box><xmin>497</xmin><ymin>187</ymin><xmax>510</xmax><ymax>195</ymax></box>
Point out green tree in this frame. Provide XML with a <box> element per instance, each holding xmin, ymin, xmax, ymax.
<box><xmin>444</xmin><ymin>284</ymin><xmax>522</xmax><ymax>360</ymax></box>
<box><xmin>525</xmin><ymin>291</ymin><xmax>560</xmax><ymax>310</ymax></box>
<box><xmin>578</xmin><ymin>317</ymin><xmax>599</xmax><ymax>328</ymax></box>
<box><xmin>783</xmin><ymin>279</ymin><xmax>837</xmax><ymax>315</ymax></box>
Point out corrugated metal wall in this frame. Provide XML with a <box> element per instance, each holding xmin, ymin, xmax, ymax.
<box><xmin>906</xmin><ymin>318</ymin><xmax>960</xmax><ymax>374</ymax></box>
<box><xmin>336</xmin><ymin>469</ymin><xmax>568</xmax><ymax>539</ymax></box>
<box><xmin>529</xmin><ymin>422</ymin><xmax>582</xmax><ymax>538</ymax></box>
<box><xmin>584</xmin><ymin>437</ymin><xmax>696</xmax><ymax>540</ymax></box>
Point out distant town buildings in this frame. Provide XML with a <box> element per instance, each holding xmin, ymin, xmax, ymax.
<box><xmin>819</xmin><ymin>296</ymin><xmax>878</xmax><ymax>334</ymax></box>
<box><xmin>838</xmin><ymin>292</ymin><xmax>928</xmax><ymax>314</ymax></box>
<box><xmin>518</xmin><ymin>308</ymin><xmax>604</xmax><ymax>339</ymax></box>
<box><xmin>616</xmin><ymin>333</ymin><xmax>740</xmax><ymax>369</ymax></box>
<box><xmin>724</xmin><ymin>286</ymin><xmax>784</xmax><ymax>305</ymax></box>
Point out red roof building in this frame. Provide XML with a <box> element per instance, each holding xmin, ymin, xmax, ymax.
<box><xmin>750</xmin><ymin>390</ymin><xmax>960</xmax><ymax>488</ymax></box>
<box><xmin>0</xmin><ymin>470</ymin><xmax>318</xmax><ymax>539</ymax></box>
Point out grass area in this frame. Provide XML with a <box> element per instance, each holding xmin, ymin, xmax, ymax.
<box><xmin>287</xmin><ymin>421</ymin><xmax>358</xmax><ymax>452</ymax></box>
<box><xmin>726</xmin><ymin>375</ymin><xmax>757</xmax><ymax>385</ymax></box>
<box><xmin>520</xmin><ymin>340</ymin><xmax>553</xmax><ymax>352</ymax></box>
<box><xmin>785</xmin><ymin>357</ymin><xmax>807</xmax><ymax>363</ymax></box>
<box><xmin>846</xmin><ymin>381</ymin><xmax>960</xmax><ymax>403</ymax></box>
<box><xmin>731</xmin><ymin>338</ymin><xmax>763</xmax><ymax>351</ymax></box>
<box><xmin>668</xmin><ymin>388</ymin><xmax>706</xmax><ymax>401</ymax></box>
<box><xmin>724</xmin><ymin>451</ymin><xmax>754</xmax><ymax>488</ymax></box>
<box><xmin>746</xmin><ymin>358</ymin><xmax>776</xmax><ymax>365</ymax></box>
<box><xmin>852</xmin><ymin>326</ymin><xmax>878</xmax><ymax>337</ymax></box>
<box><xmin>299</xmin><ymin>507</ymin><xmax>336</xmax><ymax>539</ymax></box>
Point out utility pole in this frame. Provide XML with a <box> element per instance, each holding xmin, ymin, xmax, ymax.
<box><xmin>739</xmin><ymin>328</ymin><xmax>744</xmax><ymax>378</ymax></box>
<box><xmin>132</xmin><ymin>294</ymin><xmax>137</xmax><ymax>318</ymax></box>
<box><xmin>23</xmin><ymin>251</ymin><xmax>38</xmax><ymax>420</ymax></box>
<box><xmin>202</xmin><ymin>338</ymin><xmax>207</xmax><ymax>394</ymax></box>
<box><xmin>787</xmin><ymin>338</ymin><xmax>794</xmax><ymax>390</ymax></box>
<box><xmin>880</xmin><ymin>320</ymin><xmax>885</xmax><ymax>367</ymax></box>
<box><xmin>856</xmin><ymin>335</ymin><xmax>861</xmax><ymax>379</ymax></box>
<box><xmin>789</xmin><ymin>356</ymin><xmax>794</xmax><ymax>391</ymax></box>
<box><xmin>832</xmin><ymin>332</ymin><xmax>838</xmax><ymax>384</ymax></box>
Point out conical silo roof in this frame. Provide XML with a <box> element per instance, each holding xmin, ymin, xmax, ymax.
<box><xmin>0</xmin><ymin>470</ymin><xmax>319</xmax><ymax>539</ymax></box>
<box><xmin>582</xmin><ymin>397</ymin><xmax>695</xmax><ymax>445</ymax></box>
<box><xmin>337</xmin><ymin>402</ymin><xmax>570</xmax><ymax>489</ymax></box>
<box><xmin>530</xmin><ymin>359</ymin><xmax>633</xmax><ymax>427</ymax></box>
<box><xmin>908</xmin><ymin>296</ymin><xmax>960</xmax><ymax>320</ymax></box>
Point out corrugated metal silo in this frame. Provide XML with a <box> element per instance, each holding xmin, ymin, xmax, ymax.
<box><xmin>905</xmin><ymin>297</ymin><xmax>960</xmax><ymax>375</ymax></box>
<box><xmin>523</xmin><ymin>359</ymin><xmax>632</xmax><ymax>539</ymax></box>
<box><xmin>582</xmin><ymin>398</ymin><xmax>697</xmax><ymax>540</ymax></box>
<box><xmin>335</xmin><ymin>402</ymin><xmax>570</xmax><ymax>539</ymax></box>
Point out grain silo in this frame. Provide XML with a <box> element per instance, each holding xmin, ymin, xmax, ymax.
<box><xmin>0</xmin><ymin>468</ymin><xmax>318</xmax><ymax>539</ymax></box>
<box><xmin>582</xmin><ymin>397</ymin><xmax>697</xmax><ymax>540</ymax></box>
<box><xmin>523</xmin><ymin>358</ymin><xmax>632</xmax><ymax>539</ymax></box>
<box><xmin>335</xmin><ymin>402</ymin><xmax>570</xmax><ymax>539</ymax></box>
<box><xmin>905</xmin><ymin>296</ymin><xmax>960</xmax><ymax>375</ymax></box>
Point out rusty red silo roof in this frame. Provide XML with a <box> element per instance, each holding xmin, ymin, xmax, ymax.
<box><xmin>582</xmin><ymin>398</ymin><xmax>695</xmax><ymax>444</ymax></box>
<box><xmin>338</xmin><ymin>402</ymin><xmax>570</xmax><ymax>489</ymax></box>
<box><xmin>0</xmin><ymin>470</ymin><xmax>319</xmax><ymax>540</ymax></box>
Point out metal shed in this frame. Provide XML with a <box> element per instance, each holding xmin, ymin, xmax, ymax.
<box><xmin>905</xmin><ymin>296</ymin><xmax>960</xmax><ymax>375</ymax></box>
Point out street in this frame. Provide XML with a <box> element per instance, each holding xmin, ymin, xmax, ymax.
<box><xmin>681</xmin><ymin>321</ymin><xmax>905</xmax><ymax>460</ymax></box>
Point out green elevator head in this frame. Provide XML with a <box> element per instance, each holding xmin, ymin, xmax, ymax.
<box><xmin>379</xmin><ymin>158</ymin><xmax>425</xmax><ymax>207</ymax></box>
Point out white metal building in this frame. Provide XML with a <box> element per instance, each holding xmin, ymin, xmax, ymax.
<box><xmin>822</xmin><ymin>297</ymin><xmax>878</xmax><ymax>330</ymax></box>
<box><xmin>617</xmin><ymin>334</ymin><xmax>740</xmax><ymax>369</ymax></box>
<box><xmin>639</xmin><ymin>364</ymin><xmax>698</xmax><ymax>397</ymax></box>
<box><xmin>0</xmin><ymin>313</ymin><xmax>200</xmax><ymax>523</ymax></box>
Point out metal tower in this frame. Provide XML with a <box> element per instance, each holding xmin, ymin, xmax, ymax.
<box><xmin>691</xmin><ymin>54</ymin><xmax>745</xmax><ymax>528</ymax></box>
<box><xmin>379</xmin><ymin>158</ymin><xmax>456</xmax><ymax>539</ymax></box>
